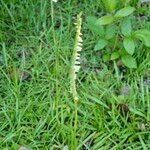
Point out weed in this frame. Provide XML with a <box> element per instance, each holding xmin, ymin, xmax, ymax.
<box><xmin>87</xmin><ymin>0</ymin><xmax>150</xmax><ymax>69</ymax></box>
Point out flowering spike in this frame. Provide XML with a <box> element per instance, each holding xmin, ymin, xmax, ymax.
<box><xmin>70</xmin><ymin>12</ymin><xmax>83</xmax><ymax>102</ymax></box>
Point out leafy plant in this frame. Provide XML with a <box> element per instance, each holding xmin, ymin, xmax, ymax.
<box><xmin>87</xmin><ymin>1</ymin><xmax>150</xmax><ymax>69</ymax></box>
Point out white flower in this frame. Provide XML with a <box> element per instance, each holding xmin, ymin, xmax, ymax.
<box><xmin>52</xmin><ymin>0</ymin><xmax>58</xmax><ymax>2</ymax></box>
<box><xmin>63</xmin><ymin>145</ymin><xmax>69</xmax><ymax>150</ymax></box>
<box><xmin>74</xmin><ymin>65</ymin><xmax>80</xmax><ymax>73</ymax></box>
<box><xmin>141</xmin><ymin>0</ymin><xmax>150</xmax><ymax>2</ymax></box>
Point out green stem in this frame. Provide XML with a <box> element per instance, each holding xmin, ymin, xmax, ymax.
<box><xmin>51</xmin><ymin>0</ymin><xmax>59</xmax><ymax>122</ymax></box>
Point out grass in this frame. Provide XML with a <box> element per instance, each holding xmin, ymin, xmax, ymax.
<box><xmin>0</xmin><ymin>0</ymin><xmax>150</xmax><ymax>149</ymax></box>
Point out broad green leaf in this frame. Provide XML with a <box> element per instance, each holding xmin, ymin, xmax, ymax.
<box><xmin>121</xmin><ymin>17</ymin><xmax>132</xmax><ymax>36</ymax></box>
<box><xmin>123</xmin><ymin>37</ymin><xmax>135</xmax><ymax>55</ymax></box>
<box><xmin>94</xmin><ymin>39</ymin><xmax>108</xmax><ymax>51</ymax></box>
<box><xmin>134</xmin><ymin>29</ymin><xmax>150</xmax><ymax>47</ymax></box>
<box><xmin>120</xmin><ymin>49</ymin><xmax>127</xmax><ymax>56</ymax></box>
<box><xmin>86</xmin><ymin>16</ymin><xmax>105</xmax><ymax>36</ymax></box>
<box><xmin>115</xmin><ymin>7</ymin><xmax>135</xmax><ymax>18</ymax></box>
<box><xmin>122</xmin><ymin>55</ymin><xmax>137</xmax><ymax>68</ymax></box>
<box><xmin>105</xmin><ymin>24</ymin><xmax>116</xmax><ymax>39</ymax></box>
<box><xmin>120</xmin><ymin>0</ymin><xmax>131</xmax><ymax>5</ymax></box>
<box><xmin>96</xmin><ymin>15</ymin><xmax>114</xmax><ymax>25</ymax></box>
<box><xmin>103</xmin><ymin>54</ymin><xmax>110</xmax><ymax>62</ymax></box>
<box><xmin>111</xmin><ymin>51</ymin><xmax>119</xmax><ymax>60</ymax></box>
<box><xmin>102</xmin><ymin>0</ymin><xmax>118</xmax><ymax>12</ymax></box>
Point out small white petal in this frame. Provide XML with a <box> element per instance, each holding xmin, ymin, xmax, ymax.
<box><xmin>19</xmin><ymin>146</ymin><xmax>29</xmax><ymax>150</ymax></box>
<box><xmin>74</xmin><ymin>65</ymin><xmax>80</xmax><ymax>72</ymax></box>
<box><xmin>52</xmin><ymin>0</ymin><xmax>58</xmax><ymax>2</ymax></box>
<box><xmin>77</xmin><ymin>42</ymin><xmax>82</xmax><ymax>46</ymax></box>
<box><xmin>76</xmin><ymin>56</ymin><xmax>80</xmax><ymax>60</ymax></box>
<box><xmin>141</xmin><ymin>0</ymin><xmax>150</xmax><ymax>3</ymax></box>
<box><xmin>63</xmin><ymin>145</ymin><xmax>69</xmax><ymax>150</ymax></box>
<box><xmin>76</xmin><ymin>53</ymin><xmax>80</xmax><ymax>56</ymax></box>
<box><xmin>77</xmin><ymin>45</ymin><xmax>82</xmax><ymax>50</ymax></box>
<box><xmin>78</xmin><ymin>37</ymin><xmax>83</xmax><ymax>42</ymax></box>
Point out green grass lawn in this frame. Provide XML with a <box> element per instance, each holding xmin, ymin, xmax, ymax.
<box><xmin>0</xmin><ymin>0</ymin><xmax>150</xmax><ymax>149</ymax></box>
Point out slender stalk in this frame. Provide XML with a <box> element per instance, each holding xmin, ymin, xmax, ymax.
<box><xmin>51</xmin><ymin>0</ymin><xmax>59</xmax><ymax>122</ymax></box>
<box><xmin>70</xmin><ymin>12</ymin><xmax>83</xmax><ymax>149</ymax></box>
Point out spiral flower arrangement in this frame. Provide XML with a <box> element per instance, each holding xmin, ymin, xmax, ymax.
<box><xmin>70</xmin><ymin>12</ymin><xmax>83</xmax><ymax>102</ymax></box>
